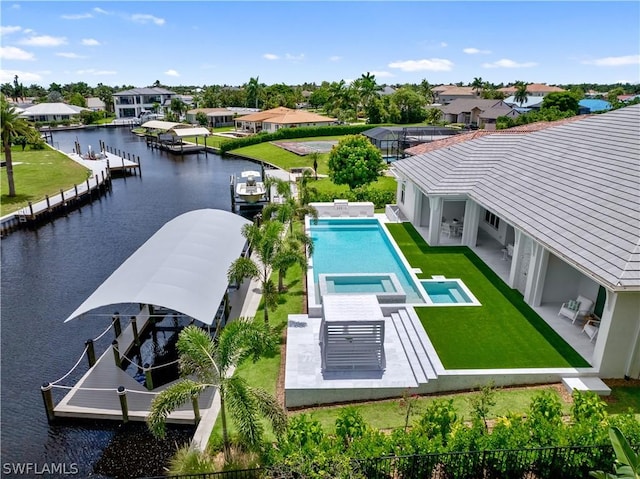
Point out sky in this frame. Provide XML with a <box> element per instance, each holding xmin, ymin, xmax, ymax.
<box><xmin>1</xmin><ymin>1</ymin><xmax>639</xmax><ymax>89</ymax></box>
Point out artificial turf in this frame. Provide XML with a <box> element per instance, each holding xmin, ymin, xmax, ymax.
<box><xmin>385</xmin><ymin>222</ymin><xmax>590</xmax><ymax>369</ymax></box>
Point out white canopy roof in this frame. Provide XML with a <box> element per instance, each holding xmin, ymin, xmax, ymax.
<box><xmin>168</xmin><ymin>127</ymin><xmax>210</xmax><ymax>137</ymax></box>
<box><xmin>64</xmin><ymin>209</ymin><xmax>250</xmax><ymax>325</ymax></box>
<box><xmin>141</xmin><ymin>120</ymin><xmax>182</xmax><ymax>130</ymax></box>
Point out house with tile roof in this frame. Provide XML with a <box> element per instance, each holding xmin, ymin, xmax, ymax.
<box><xmin>433</xmin><ymin>85</ymin><xmax>480</xmax><ymax>105</ymax></box>
<box><xmin>498</xmin><ymin>83</ymin><xmax>566</xmax><ymax>97</ymax></box>
<box><xmin>440</xmin><ymin>99</ymin><xmax>519</xmax><ymax>129</ymax></box>
<box><xmin>234</xmin><ymin>106</ymin><xmax>336</xmax><ymax>133</ymax></box>
<box><xmin>391</xmin><ymin>105</ymin><xmax>640</xmax><ymax>379</ymax></box>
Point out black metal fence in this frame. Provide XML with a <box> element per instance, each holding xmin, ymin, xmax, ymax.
<box><xmin>144</xmin><ymin>443</ymin><xmax>630</xmax><ymax>479</ymax></box>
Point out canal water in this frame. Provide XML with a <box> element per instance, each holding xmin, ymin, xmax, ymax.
<box><xmin>0</xmin><ymin>127</ymin><xmax>261</xmax><ymax>478</ymax></box>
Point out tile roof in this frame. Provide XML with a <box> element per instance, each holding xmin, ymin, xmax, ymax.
<box><xmin>394</xmin><ymin>105</ymin><xmax>640</xmax><ymax>290</ymax></box>
<box><xmin>498</xmin><ymin>83</ymin><xmax>566</xmax><ymax>94</ymax></box>
<box><xmin>440</xmin><ymin>99</ymin><xmax>511</xmax><ymax>115</ymax></box>
<box><xmin>236</xmin><ymin>107</ymin><xmax>335</xmax><ymax>124</ymax></box>
<box><xmin>113</xmin><ymin>87</ymin><xmax>176</xmax><ymax>96</ymax></box>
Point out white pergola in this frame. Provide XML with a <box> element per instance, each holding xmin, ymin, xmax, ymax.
<box><xmin>64</xmin><ymin>209</ymin><xmax>250</xmax><ymax>325</ymax></box>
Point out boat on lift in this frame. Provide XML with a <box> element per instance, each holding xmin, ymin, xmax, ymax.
<box><xmin>235</xmin><ymin>170</ymin><xmax>266</xmax><ymax>203</ymax></box>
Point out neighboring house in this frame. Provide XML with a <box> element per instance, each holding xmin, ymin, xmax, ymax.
<box><xmin>380</xmin><ymin>86</ymin><xmax>396</xmax><ymax>96</ymax></box>
<box><xmin>498</xmin><ymin>83</ymin><xmax>565</xmax><ymax>97</ymax></box>
<box><xmin>618</xmin><ymin>94</ymin><xmax>640</xmax><ymax>103</ymax></box>
<box><xmin>234</xmin><ymin>107</ymin><xmax>336</xmax><ymax>133</ymax></box>
<box><xmin>113</xmin><ymin>87</ymin><xmax>177</xmax><ymax>119</ymax></box>
<box><xmin>19</xmin><ymin>102</ymin><xmax>88</xmax><ymax>122</ymax></box>
<box><xmin>392</xmin><ymin>105</ymin><xmax>640</xmax><ymax>379</ymax></box>
<box><xmin>434</xmin><ymin>86</ymin><xmax>480</xmax><ymax>105</ymax></box>
<box><xmin>186</xmin><ymin>107</ymin><xmax>259</xmax><ymax>127</ymax></box>
<box><xmin>440</xmin><ymin>99</ymin><xmax>519</xmax><ymax>128</ymax></box>
<box><xmin>86</xmin><ymin>97</ymin><xmax>106</xmax><ymax>112</ymax></box>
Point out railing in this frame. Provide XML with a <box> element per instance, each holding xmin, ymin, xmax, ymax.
<box><xmin>145</xmin><ymin>443</ymin><xmax>637</xmax><ymax>479</ymax></box>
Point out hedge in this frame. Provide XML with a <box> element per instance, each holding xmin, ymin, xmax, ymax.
<box><xmin>219</xmin><ymin>124</ymin><xmax>390</xmax><ymax>153</ymax></box>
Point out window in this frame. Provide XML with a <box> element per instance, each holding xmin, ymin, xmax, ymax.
<box><xmin>400</xmin><ymin>183</ymin><xmax>406</xmax><ymax>204</ymax></box>
<box><xmin>485</xmin><ymin>210</ymin><xmax>500</xmax><ymax>229</ymax></box>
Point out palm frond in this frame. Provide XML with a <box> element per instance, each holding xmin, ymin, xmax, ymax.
<box><xmin>223</xmin><ymin>376</ymin><xmax>264</xmax><ymax>449</ymax></box>
<box><xmin>227</xmin><ymin>257</ymin><xmax>260</xmax><ymax>284</ymax></box>
<box><xmin>176</xmin><ymin>325</ymin><xmax>220</xmax><ymax>382</ymax></box>
<box><xmin>248</xmin><ymin>386</ymin><xmax>288</xmax><ymax>438</ymax></box>
<box><xmin>147</xmin><ymin>379</ymin><xmax>208</xmax><ymax>438</ymax></box>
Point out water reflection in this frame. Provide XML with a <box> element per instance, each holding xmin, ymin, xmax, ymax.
<box><xmin>1</xmin><ymin>127</ymin><xmax>259</xmax><ymax>477</ymax></box>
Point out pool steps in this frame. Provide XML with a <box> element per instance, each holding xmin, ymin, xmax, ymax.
<box><xmin>390</xmin><ymin>309</ymin><xmax>438</xmax><ymax>385</ymax></box>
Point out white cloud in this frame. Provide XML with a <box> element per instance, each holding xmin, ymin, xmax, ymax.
<box><xmin>56</xmin><ymin>52</ymin><xmax>85</xmax><ymax>59</ymax></box>
<box><xmin>130</xmin><ymin>14</ymin><xmax>165</xmax><ymax>26</ymax></box>
<box><xmin>0</xmin><ymin>25</ymin><xmax>22</xmax><ymax>36</ymax></box>
<box><xmin>388</xmin><ymin>58</ymin><xmax>454</xmax><ymax>72</ymax></box>
<box><xmin>19</xmin><ymin>35</ymin><xmax>67</xmax><ymax>47</ymax></box>
<box><xmin>482</xmin><ymin>58</ymin><xmax>538</xmax><ymax>68</ymax></box>
<box><xmin>61</xmin><ymin>13</ymin><xmax>93</xmax><ymax>20</ymax></box>
<box><xmin>165</xmin><ymin>69</ymin><xmax>180</xmax><ymax>77</ymax></box>
<box><xmin>285</xmin><ymin>53</ymin><xmax>305</xmax><ymax>61</ymax></box>
<box><xmin>76</xmin><ymin>69</ymin><xmax>117</xmax><ymax>75</ymax></box>
<box><xmin>263</xmin><ymin>53</ymin><xmax>279</xmax><ymax>60</ymax></box>
<box><xmin>93</xmin><ymin>7</ymin><xmax>110</xmax><ymax>15</ymax></box>
<box><xmin>370</xmin><ymin>70</ymin><xmax>394</xmax><ymax>78</ymax></box>
<box><xmin>0</xmin><ymin>46</ymin><xmax>35</xmax><ymax>61</ymax></box>
<box><xmin>463</xmin><ymin>47</ymin><xmax>491</xmax><ymax>55</ymax></box>
<box><xmin>0</xmin><ymin>69</ymin><xmax>42</xmax><ymax>82</ymax></box>
<box><xmin>329</xmin><ymin>55</ymin><xmax>342</xmax><ymax>62</ymax></box>
<box><xmin>440</xmin><ymin>42</ymin><xmax>448</xmax><ymax>47</ymax></box>
<box><xmin>82</xmin><ymin>38</ymin><xmax>101</xmax><ymax>46</ymax></box>
<box><xmin>581</xmin><ymin>55</ymin><xmax>640</xmax><ymax>67</ymax></box>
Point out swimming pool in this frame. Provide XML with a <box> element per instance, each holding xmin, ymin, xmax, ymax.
<box><xmin>309</xmin><ymin>218</ymin><xmax>423</xmax><ymax>303</ymax></box>
<box><xmin>421</xmin><ymin>279</ymin><xmax>479</xmax><ymax>305</ymax></box>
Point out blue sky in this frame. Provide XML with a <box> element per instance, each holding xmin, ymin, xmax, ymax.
<box><xmin>1</xmin><ymin>1</ymin><xmax>639</xmax><ymax>88</ymax></box>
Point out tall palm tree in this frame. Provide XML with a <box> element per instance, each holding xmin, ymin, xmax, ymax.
<box><xmin>514</xmin><ymin>81</ymin><xmax>529</xmax><ymax>107</ymax></box>
<box><xmin>147</xmin><ymin>321</ymin><xmax>287</xmax><ymax>462</ymax></box>
<box><xmin>1</xmin><ymin>95</ymin><xmax>39</xmax><ymax>197</ymax></box>
<box><xmin>471</xmin><ymin>77</ymin><xmax>484</xmax><ymax>96</ymax></box>
<box><xmin>354</xmin><ymin>72</ymin><xmax>380</xmax><ymax>114</ymax></box>
<box><xmin>227</xmin><ymin>221</ymin><xmax>284</xmax><ymax>323</ymax></box>
<box><xmin>170</xmin><ymin>97</ymin><xmax>187</xmax><ymax>119</ymax></box>
<box><xmin>420</xmin><ymin>79</ymin><xmax>435</xmax><ymax>105</ymax></box>
<box><xmin>245</xmin><ymin>76</ymin><xmax>261</xmax><ymax>109</ymax></box>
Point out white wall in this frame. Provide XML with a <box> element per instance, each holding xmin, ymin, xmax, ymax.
<box><xmin>397</xmin><ymin>178</ymin><xmax>419</xmax><ymax>223</ymax></box>
<box><xmin>541</xmin><ymin>255</ymin><xmax>583</xmax><ymax>303</ymax></box>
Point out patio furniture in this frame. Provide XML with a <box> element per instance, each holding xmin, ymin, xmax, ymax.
<box><xmin>558</xmin><ymin>295</ymin><xmax>594</xmax><ymax>323</ymax></box>
<box><xmin>582</xmin><ymin>317</ymin><xmax>600</xmax><ymax>342</ymax></box>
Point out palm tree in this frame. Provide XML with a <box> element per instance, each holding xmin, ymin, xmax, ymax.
<box><xmin>471</xmin><ymin>77</ymin><xmax>484</xmax><ymax>97</ymax></box>
<box><xmin>420</xmin><ymin>79</ymin><xmax>435</xmax><ymax>105</ymax></box>
<box><xmin>170</xmin><ymin>97</ymin><xmax>187</xmax><ymax>119</ymax></box>
<box><xmin>1</xmin><ymin>95</ymin><xmax>39</xmax><ymax>197</ymax></box>
<box><xmin>354</xmin><ymin>72</ymin><xmax>380</xmax><ymax>114</ymax></box>
<box><xmin>147</xmin><ymin>321</ymin><xmax>287</xmax><ymax>462</ymax></box>
<box><xmin>245</xmin><ymin>76</ymin><xmax>261</xmax><ymax>109</ymax></box>
<box><xmin>227</xmin><ymin>221</ymin><xmax>285</xmax><ymax>323</ymax></box>
<box><xmin>514</xmin><ymin>81</ymin><xmax>529</xmax><ymax>107</ymax></box>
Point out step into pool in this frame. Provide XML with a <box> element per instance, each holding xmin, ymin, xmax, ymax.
<box><xmin>421</xmin><ymin>279</ymin><xmax>479</xmax><ymax>305</ymax></box>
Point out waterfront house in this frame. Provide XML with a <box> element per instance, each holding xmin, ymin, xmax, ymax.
<box><xmin>433</xmin><ymin>85</ymin><xmax>480</xmax><ymax>105</ymax></box>
<box><xmin>20</xmin><ymin>102</ymin><xmax>88</xmax><ymax>122</ymax></box>
<box><xmin>186</xmin><ymin>107</ymin><xmax>258</xmax><ymax>128</ymax></box>
<box><xmin>113</xmin><ymin>87</ymin><xmax>177</xmax><ymax>119</ymax></box>
<box><xmin>234</xmin><ymin>107</ymin><xmax>336</xmax><ymax>134</ymax></box>
<box><xmin>392</xmin><ymin>105</ymin><xmax>640</xmax><ymax>380</ymax></box>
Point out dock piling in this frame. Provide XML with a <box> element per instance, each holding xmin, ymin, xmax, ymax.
<box><xmin>113</xmin><ymin>312</ymin><xmax>121</xmax><ymax>338</ymax></box>
<box><xmin>131</xmin><ymin>316</ymin><xmax>140</xmax><ymax>346</ymax></box>
<box><xmin>144</xmin><ymin>364</ymin><xmax>153</xmax><ymax>391</ymax></box>
<box><xmin>85</xmin><ymin>339</ymin><xmax>96</xmax><ymax>367</ymax></box>
<box><xmin>117</xmin><ymin>386</ymin><xmax>129</xmax><ymax>423</ymax></box>
<box><xmin>112</xmin><ymin>340</ymin><xmax>121</xmax><ymax>368</ymax></box>
<box><xmin>41</xmin><ymin>382</ymin><xmax>55</xmax><ymax>423</ymax></box>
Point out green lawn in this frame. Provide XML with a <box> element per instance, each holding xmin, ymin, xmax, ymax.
<box><xmin>606</xmin><ymin>386</ymin><xmax>640</xmax><ymax>415</ymax></box>
<box><xmin>385</xmin><ymin>222</ymin><xmax>589</xmax><ymax>369</ymax></box>
<box><xmin>1</xmin><ymin>147</ymin><xmax>91</xmax><ymax>216</ymax></box>
<box><xmin>230</xmin><ymin>141</ymin><xmax>330</xmax><ymax>173</ymax></box>
<box><xmin>309</xmin><ymin>175</ymin><xmax>396</xmax><ymax>196</ymax></box>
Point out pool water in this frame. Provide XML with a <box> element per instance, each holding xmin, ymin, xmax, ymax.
<box><xmin>310</xmin><ymin>219</ymin><xmax>423</xmax><ymax>303</ymax></box>
<box><xmin>422</xmin><ymin>280</ymin><xmax>473</xmax><ymax>304</ymax></box>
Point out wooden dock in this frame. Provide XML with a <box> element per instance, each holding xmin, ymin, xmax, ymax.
<box><xmin>52</xmin><ymin>308</ymin><xmax>214</xmax><ymax>424</ymax></box>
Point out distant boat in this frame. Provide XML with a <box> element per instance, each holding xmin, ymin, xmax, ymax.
<box><xmin>236</xmin><ymin>171</ymin><xmax>266</xmax><ymax>203</ymax></box>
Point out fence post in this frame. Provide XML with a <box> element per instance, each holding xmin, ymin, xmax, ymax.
<box><xmin>85</xmin><ymin>339</ymin><xmax>96</xmax><ymax>367</ymax></box>
<box><xmin>41</xmin><ymin>382</ymin><xmax>55</xmax><ymax>423</ymax></box>
<box><xmin>117</xmin><ymin>386</ymin><xmax>129</xmax><ymax>423</ymax></box>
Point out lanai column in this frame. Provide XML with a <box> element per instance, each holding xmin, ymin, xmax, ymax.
<box><xmin>523</xmin><ymin>241</ymin><xmax>549</xmax><ymax>306</ymax></box>
<box><xmin>461</xmin><ymin>199</ymin><xmax>480</xmax><ymax>247</ymax></box>
<box><xmin>508</xmin><ymin>229</ymin><xmax>524</xmax><ymax>289</ymax></box>
<box><xmin>427</xmin><ymin>196</ymin><xmax>443</xmax><ymax>246</ymax></box>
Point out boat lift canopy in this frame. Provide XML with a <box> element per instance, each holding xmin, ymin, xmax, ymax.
<box><xmin>64</xmin><ymin>209</ymin><xmax>250</xmax><ymax>325</ymax></box>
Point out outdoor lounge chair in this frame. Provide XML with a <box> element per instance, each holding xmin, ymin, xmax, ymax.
<box><xmin>582</xmin><ymin>318</ymin><xmax>600</xmax><ymax>342</ymax></box>
<box><xmin>558</xmin><ymin>295</ymin><xmax>594</xmax><ymax>323</ymax></box>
